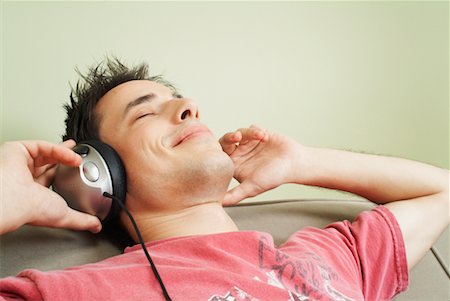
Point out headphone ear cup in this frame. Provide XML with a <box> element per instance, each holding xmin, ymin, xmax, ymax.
<box><xmin>82</xmin><ymin>140</ymin><xmax>127</xmax><ymax>223</ymax></box>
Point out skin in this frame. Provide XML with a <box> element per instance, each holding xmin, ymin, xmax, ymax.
<box><xmin>222</xmin><ymin>126</ymin><xmax>449</xmax><ymax>269</ymax></box>
<box><xmin>0</xmin><ymin>140</ymin><xmax>101</xmax><ymax>235</ymax></box>
<box><xmin>94</xmin><ymin>80</ymin><xmax>238</xmax><ymax>241</ymax></box>
<box><xmin>0</xmin><ymin>79</ymin><xmax>448</xmax><ymax>272</ymax></box>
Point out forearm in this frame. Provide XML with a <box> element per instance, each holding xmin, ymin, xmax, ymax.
<box><xmin>293</xmin><ymin>145</ymin><xmax>449</xmax><ymax>269</ymax></box>
<box><xmin>293</xmin><ymin>145</ymin><xmax>449</xmax><ymax>204</ymax></box>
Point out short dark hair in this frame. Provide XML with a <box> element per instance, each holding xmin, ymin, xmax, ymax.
<box><xmin>62</xmin><ymin>57</ymin><xmax>179</xmax><ymax>142</ymax></box>
<box><xmin>62</xmin><ymin>57</ymin><xmax>178</xmax><ymax>246</ymax></box>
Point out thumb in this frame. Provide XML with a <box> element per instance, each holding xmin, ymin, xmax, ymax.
<box><xmin>30</xmin><ymin>207</ymin><xmax>102</xmax><ymax>233</ymax></box>
<box><xmin>54</xmin><ymin>208</ymin><xmax>103</xmax><ymax>234</ymax></box>
<box><xmin>30</xmin><ymin>189</ymin><xmax>103</xmax><ymax>233</ymax></box>
<box><xmin>223</xmin><ymin>181</ymin><xmax>262</xmax><ymax>206</ymax></box>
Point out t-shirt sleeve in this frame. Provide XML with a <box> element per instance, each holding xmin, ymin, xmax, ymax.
<box><xmin>281</xmin><ymin>205</ymin><xmax>408</xmax><ymax>300</ymax></box>
<box><xmin>326</xmin><ymin>205</ymin><xmax>409</xmax><ymax>300</ymax></box>
<box><xmin>0</xmin><ymin>275</ymin><xmax>43</xmax><ymax>301</ymax></box>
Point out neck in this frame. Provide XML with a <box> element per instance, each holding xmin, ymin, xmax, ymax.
<box><xmin>122</xmin><ymin>202</ymin><xmax>239</xmax><ymax>243</ymax></box>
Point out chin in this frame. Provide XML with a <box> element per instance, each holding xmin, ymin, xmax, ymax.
<box><xmin>178</xmin><ymin>151</ymin><xmax>234</xmax><ymax>200</ymax></box>
<box><xmin>130</xmin><ymin>150</ymin><xmax>234</xmax><ymax>211</ymax></box>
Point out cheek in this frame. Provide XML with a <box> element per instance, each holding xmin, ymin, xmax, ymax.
<box><xmin>123</xmin><ymin>150</ymin><xmax>167</xmax><ymax>188</ymax></box>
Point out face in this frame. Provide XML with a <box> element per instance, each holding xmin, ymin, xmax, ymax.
<box><xmin>95</xmin><ymin>80</ymin><xmax>233</xmax><ymax>214</ymax></box>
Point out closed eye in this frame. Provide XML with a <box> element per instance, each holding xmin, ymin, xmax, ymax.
<box><xmin>136</xmin><ymin>113</ymin><xmax>155</xmax><ymax>120</ymax></box>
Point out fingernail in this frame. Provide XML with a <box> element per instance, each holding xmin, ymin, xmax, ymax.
<box><xmin>91</xmin><ymin>224</ymin><xmax>102</xmax><ymax>234</ymax></box>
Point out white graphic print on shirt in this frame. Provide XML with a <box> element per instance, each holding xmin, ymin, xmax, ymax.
<box><xmin>208</xmin><ymin>235</ymin><xmax>355</xmax><ymax>301</ymax></box>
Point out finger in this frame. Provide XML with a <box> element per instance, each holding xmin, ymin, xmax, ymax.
<box><xmin>237</xmin><ymin>127</ymin><xmax>265</xmax><ymax>145</ymax></box>
<box><xmin>61</xmin><ymin>139</ymin><xmax>77</xmax><ymax>148</ymax></box>
<box><xmin>223</xmin><ymin>181</ymin><xmax>261</xmax><ymax>206</ymax></box>
<box><xmin>55</xmin><ymin>209</ymin><xmax>103</xmax><ymax>234</ymax></box>
<box><xmin>29</xmin><ymin>186</ymin><xmax>102</xmax><ymax>233</ymax></box>
<box><xmin>219</xmin><ymin>131</ymin><xmax>242</xmax><ymax>155</ymax></box>
<box><xmin>35</xmin><ymin>164</ymin><xmax>57</xmax><ymax>186</ymax></box>
<box><xmin>20</xmin><ymin>140</ymin><xmax>82</xmax><ymax>167</ymax></box>
<box><xmin>249</xmin><ymin>125</ymin><xmax>270</xmax><ymax>142</ymax></box>
<box><xmin>249</xmin><ymin>124</ymin><xmax>263</xmax><ymax>131</ymax></box>
<box><xmin>228</xmin><ymin>128</ymin><xmax>265</xmax><ymax>158</ymax></box>
<box><xmin>34</xmin><ymin>140</ymin><xmax>78</xmax><ymax>182</ymax></box>
<box><xmin>31</xmin><ymin>205</ymin><xmax>103</xmax><ymax>234</ymax></box>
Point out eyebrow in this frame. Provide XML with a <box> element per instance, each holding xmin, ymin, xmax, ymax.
<box><xmin>123</xmin><ymin>93</ymin><xmax>157</xmax><ymax>119</ymax></box>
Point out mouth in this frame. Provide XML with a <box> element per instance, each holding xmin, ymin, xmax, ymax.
<box><xmin>173</xmin><ymin>124</ymin><xmax>213</xmax><ymax>147</ymax></box>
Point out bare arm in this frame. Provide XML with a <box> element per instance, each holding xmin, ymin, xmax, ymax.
<box><xmin>296</xmin><ymin>146</ymin><xmax>449</xmax><ymax>269</ymax></box>
<box><xmin>220</xmin><ymin>126</ymin><xmax>449</xmax><ymax>270</ymax></box>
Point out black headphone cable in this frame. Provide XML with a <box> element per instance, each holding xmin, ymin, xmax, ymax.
<box><xmin>103</xmin><ymin>192</ymin><xmax>172</xmax><ymax>301</ymax></box>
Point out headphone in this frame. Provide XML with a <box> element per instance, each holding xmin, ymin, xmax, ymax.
<box><xmin>53</xmin><ymin>140</ymin><xmax>172</xmax><ymax>299</ymax></box>
<box><xmin>53</xmin><ymin>140</ymin><xmax>127</xmax><ymax>223</ymax></box>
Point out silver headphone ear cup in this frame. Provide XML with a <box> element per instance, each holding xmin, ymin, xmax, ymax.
<box><xmin>83</xmin><ymin>140</ymin><xmax>127</xmax><ymax>223</ymax></box>
<box><xmin>53</xmin><ymin>141</ymin><xmax>126</xmax><ymax>223</ymax></box>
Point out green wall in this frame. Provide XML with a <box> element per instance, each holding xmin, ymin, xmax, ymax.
<box><xmin>2</xmin><ymin>1</ymin><xmax>448</xmax><ymax>201</ymax></box>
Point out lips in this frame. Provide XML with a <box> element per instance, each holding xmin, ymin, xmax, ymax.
<box><xmin>173</xmin><ymin>124</ymin><xmax>212</xmax><ymax>147</ymax></box>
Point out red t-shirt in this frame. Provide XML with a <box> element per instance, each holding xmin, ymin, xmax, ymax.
<box><xmin>0</xmin><ymin>206</ymin><xmax>408</xmax><ymax>300</ymax></box>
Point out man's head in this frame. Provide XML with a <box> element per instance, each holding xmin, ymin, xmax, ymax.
<box><xmin>63</xmin><ymin>58</ymin><xmax>234</xmax><ymax>241</ymax></box>
<box><xmin>63</xmin><ymin>58</ymin><xmax>178</xmax><ymax>142</ymax></box>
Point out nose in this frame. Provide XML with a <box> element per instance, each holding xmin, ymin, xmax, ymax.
<box><xmin>173</xmin><ymin>99</ymin><xmax>199</xmax><ymax>123</ymax></box>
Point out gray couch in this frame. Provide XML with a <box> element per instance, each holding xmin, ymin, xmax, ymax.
<box><xmin>1</xmin><ymin>199</ymin><xmax>449</xmax><ymax>300</ymax></box>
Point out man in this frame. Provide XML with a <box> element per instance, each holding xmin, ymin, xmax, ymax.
<box><xmin>0</xmin><ymin>58</ymin><xmax>448</xmax><ymax>300</ymax></box>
